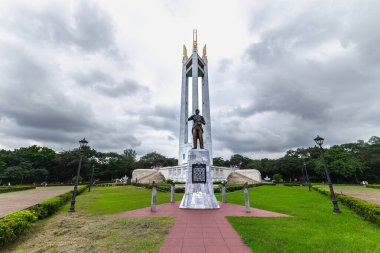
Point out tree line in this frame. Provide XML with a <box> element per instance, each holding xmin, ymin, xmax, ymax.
<box><xmin>0</xmin><ymin>146</ymin><xmax>177</xmax><ymax>184</ymax></box>
<box><xmin>0</xmin><ymin>136</ymin><xmax>379</xmax><ymax>184</ymax></box>
<box><xmin>213</xmin><ymin>136</ymin><xmax>380</xmax><ymax>183</ymax></box>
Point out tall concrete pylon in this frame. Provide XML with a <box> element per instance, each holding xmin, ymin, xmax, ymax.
<box><xmin>178</xmin><ymin>30</ymin><xmax>213</xmax><ymax>165</ymax></box>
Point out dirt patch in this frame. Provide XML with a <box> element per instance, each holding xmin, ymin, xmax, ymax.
<box><xmin>2</xmin><ymin>212</ymin><xmax>174</xmax><ymax>253</ymax></box>
<box><xmin>337</xmin><ymin>189</ymin><xmax>380</xmax><ymax>204</ymax></box>
<box><xmin>0</xmin><ymin>186</ymin><xmax>73</xmax><ymax>217</ymax></box>
<box><xmin>319</xmin><ymin>185</ymin><xmax>380</xmax><ymax>204</ymax></box>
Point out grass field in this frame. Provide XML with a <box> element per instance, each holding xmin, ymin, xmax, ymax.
<box><xmin>73</xmin><ymin>186</ymin><xmax>183</xmax><ymax>215</ymax></box>
<box><xmin>224</xmin><ymin>185</ymin><xmax>380</xmax><ymax>253</ymax></box>
<box><xmin>2</xmin><ymin>186</ymin><xmax>176</xmax><ymax>253</ymax></box>
<box><xmin>3</xmin><ymin>185</ymin><xmax>380</xmax><ymax>253</ymax></box>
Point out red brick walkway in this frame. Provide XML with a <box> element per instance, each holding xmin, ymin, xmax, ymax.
<box><xmin>113</xmin><ymin>202</ymin><xmax>288</xmax><ymax>253</ymax></box>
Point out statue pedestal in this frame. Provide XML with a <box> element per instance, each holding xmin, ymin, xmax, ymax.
<box><xmin>180</xmin><ymin>149</ymin><xmax>219</xmax><ymax>209</ymax></box>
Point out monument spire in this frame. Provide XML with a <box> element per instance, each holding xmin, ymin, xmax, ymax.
<box><xmin>183</xmin><ymin>45</ymin><xmax>188</xmax><ymax>60</ymax></box>
<box><xmin>179</xmin><ymin>30</ymin><xmax>213</xmax><ymax>165</ymax></box>
<box><xmin>193</xmin><ymin>29</ymin><xmax>198</xmax><ymax>52</ymax></box>
<box><xmin>202</xmin><ymin>44</ymin><xmax>207</xmax><ymax>60</ymax></box>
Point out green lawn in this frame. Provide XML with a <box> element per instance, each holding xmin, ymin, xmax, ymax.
<box><xmin>3</xmin><ymin>186</ymin><xmax>176</xmax><ymax>253</ymax></box>
<box><xmin>5</xmin><ymin>185</ymin><xmax>379</xmax><ymax>252</ymax></box>
<box><xmin>71</xmin><ymin>186</ymin><xmax>183</xmax><ymax>215</ymax></box>
<box><xmin>72</xmin><ymin>185</ymin><xmax>380</xmax><ymax>252</ymax></box>
<box><xmin>223</xmin><ymin>185</ymin><xmax>380</xmax><ymax>253</ymax></box>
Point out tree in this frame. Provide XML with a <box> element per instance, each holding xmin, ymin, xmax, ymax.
<box><xmin>138</xmin><ymin>152</ymin><xmax>168</xmax><ymax>168</ymax></box>
<box><xmin>245</xmin><ymin>160</ymin><xmax>262</xmax><ymax>170</ymax></box>
<box><xmin>117</xmin><ymin>149</ymin><xmax>137</xmax><ymax>177</ymax></box>
<box><xmin>2</xmin><ymin>166</ymin><xmax>29</xmax><ymax>184</ymax></box>
<box><xmin>28</xmin><ymin>168</ymin><xmax>49</xmax><ymax>182</ymax></box>
<box><xmin>166</xmin><ymin>158</ymin><xmax>178</xmax><ymax>166</ymax></box>
<box><xmin>228</xmin><ymin>154</ymin><xmax>252</xmax><ymax>169</ymax></box>
<box><xmin>273</xmin><ymin>173</ymin><xmax>283</xmax><ymax>182</ymax></box>
<box><xmin>260</xmin><ymin>158</ymin><xmax>277</xmax><ymax>176</ymax></box>
<box><xmin>213</xmin><ymin>157</ymin><xmax>226</xmax><ymax>167</ymax></box>
<box><xmin>360</xmin><ymin>137</ymin><xmax>380</xmax><ymax>182</ymax></box>
<box><xmin>124</xmin><ymin>149</ymin><xmax>137</xmax><ymax>158</ymax></box>
<box><xmin>314</xmin><ymin>146</ymin><xmax>365</xmax><ymax>182</ymax></box>
<box><xmin>0</xmin><ymin>153</ymin><xmax>6</xmax><ymax>180</ymax></box>
<box><xmin>278</xmin><ymin>150</ymin><xmax>303</xmax><ymax>181</ymax></box>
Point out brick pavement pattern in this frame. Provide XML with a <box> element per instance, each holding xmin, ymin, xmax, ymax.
<box><xmin>0</xmin><ymin>186</ymin><xmax>73</xmax><ymax>217</ymax></box>
<box><xmin>113</xmin><ymin>202</ymin><xmax>289</xmax><ymax>253</ymax></box>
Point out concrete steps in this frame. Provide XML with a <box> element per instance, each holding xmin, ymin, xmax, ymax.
<box><xmin>135</xmin><ymin>170</ymin><xmax>165</xmax><ymax>183</ymax></box>
<box><xmin>227</xmin><ymin>171</ymin><xmax>260</xmax><ymax>184</ymax></box>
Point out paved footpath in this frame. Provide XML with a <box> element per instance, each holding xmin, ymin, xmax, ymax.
<box><xmin>0</xmin><ymin>186</ymin><xmax>73</xmax><ymax>217</ymax></box>
<box><xmin>113</xmin><ymin>202</ymin><xmax>289</xmax><ymax>253</ymax></box>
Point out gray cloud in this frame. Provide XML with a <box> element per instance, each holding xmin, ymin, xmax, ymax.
<box><xmin>138</xmin><ymin>104</ymin><xmax>179</xmax><ymax>136</ymax></box>
<box><xmin>211</xmin><ymin>0</ymin><xmax>380</xmax><ymax>156</ymax></box>
<box><xmin>93</xmin><ymin>133</ymin><xmax>142</xmax><ymax>150</ymax></box>
<box><xmin>1</xmin><ymin>0</ymin><xmax>380</xmax><ymax>160</ymax></box>
<box><xmin>0</xmin><ymin>43</ymin><xmax>96</xmax><ymax>132</ymax></box>
<box><xmin>73</xmin><ymin>70</ymin><xmax>150</xmax><ymax>97</ymax></box>
<box><xmin>3</xmin><ymin>1</ymin><xmax>117</xmax><ymax>55</ymax></box>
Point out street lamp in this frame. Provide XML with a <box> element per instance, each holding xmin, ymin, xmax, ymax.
<box><xmin>300</xmin><ymin>160</ymin><xmax>306</xmax><ymax>184</ymax></box>
<box><xmin>69</xmin><ymin>138</ymin><xmax>88</xmax><ymax>212</ymax></box>
<box><xmin>314</xmin><ymin>135</ymin><xmax>340</xmax><ymax>213</ymax></box>
<box><xmin>303</xmin><ymin>158</ymin><xmax>312</xmax><ymax>192</ymax></box>
<box><xmin>88</xmin><ymin>164</ymin><xmax>95</xmax><ymax>192</ymax></box>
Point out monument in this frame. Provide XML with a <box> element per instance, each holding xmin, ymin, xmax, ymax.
<box><xmin>179</xmin><ymin>30</ymin><xmax>219</xmax><ymax>209</ymax></box>
<box><xmin>131</xmin><ymin>30</ymin><xmax>262</xmax><ymax>185</ymax></box>
<box><xmin>178</xmin><ymin>29</ymin><xmax>212</xmax><ymax>165</ymax></box>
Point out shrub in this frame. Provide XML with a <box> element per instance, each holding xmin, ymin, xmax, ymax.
<box><xmin>72</xmin><ymin>176</ymin><xmax>83</xmax><ymax>183</ymax></box>
<box><xmin>30</xmin><ymin>185</ymin><xmax>87</xmax><ymax>219</ymax></box>
<box><xmin>0</xmin><ymin>185</ymin><xmax>88</xmax><ymax>247</ymax></box>
<box><xmin>273</xmin><ymin>173</ymin><xmax>283</xmax><ymax>182</ymax></box>
<box><xmin>366</xmin><ymin>184</ymin><xmax>380</xmax><ymax>189</ymax></box>
<box><xmin>312</xmin><ymin>186</ymin><xmax>380</xmax><ymax>226</ymax></box>
<box><xmin>284</xmin><ymin>183</ymin><xmax>301</xmax><ymax>186</ymax></box>
<box><xmin>175</xmin><ymin>187</ymin><xmax>185</xmax><ymax>193</ymax></box>
<box><xmin>0</xmin><ymin>186</ymin><xmax>36</xmax><ymax>194</ymax></box>
<box><xmin>165</xmin><ymin>179</ymin><xmax>173</xmax><ymax>184</ymax></box>
<box><xmin>0</xmin><ymin>210</ymin><xmax>37</xmax><ymax>245</ymax></box>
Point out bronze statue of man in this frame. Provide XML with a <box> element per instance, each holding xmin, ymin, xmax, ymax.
<box><xmin>188</xmin><ymin>109</ymin><xmax>206</xmax><ymax>149</ymax></box>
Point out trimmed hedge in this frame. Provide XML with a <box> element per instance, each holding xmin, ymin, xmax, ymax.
<box><xmin>366</xmin><ymin>184</ymin><xmax>380</xmax><ymax>189</ymax></box>
<box><xmin>312</xmin><ymin>186</ymin><xmax>380</xmax><ymax>226</ymax></box>
<box><xmin>30</xmin><ymin>185</ymin><xmax>87</xmax><ymax>219</ymax></box>
<box><xmin>0</xmin><ymin>186</ymin><xmax>36</xmax><ymax>194</ymax></box>
<box><xmin>215</xmin><ymin>183</ymin><xmax>276</xmax><ymax>193</ymax></box>
<box><xmin>0</xmin><ymin>185</ymin><xmax>88</xmax><ymax>246</ymax></box>
<box><xmin>283</xmin><ymin>183</ymin><xmax>301</xmax><ymax>187</ymax></box>
<box><xmin>0</xmin><ymin>210</ymin><xmax>37</xmax><ymax>245</ymax></box>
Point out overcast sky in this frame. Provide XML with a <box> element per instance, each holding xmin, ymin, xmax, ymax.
<box><xmin>0</xmin><ymin>0</ymin><xmax>379</xmax><ymax>159</ymax></box>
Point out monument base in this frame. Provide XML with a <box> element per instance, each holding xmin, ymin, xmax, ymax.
<box><xmin>180</xmin><ymin>149</ymin><xmax>219</xmax><ymax>209</ymax></box>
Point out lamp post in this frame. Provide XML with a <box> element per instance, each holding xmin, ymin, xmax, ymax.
<box><xmin>69</xmin><ymin>138</ymin><xmax>88</xmax><ymax>212</ymax></box>
<box><xmin>303</xmin><ymin>158</ymin><xmax>312</xmax><ymax>192</ymax></box>
<box><xmin>88</xmin><ymin>164</ymin><xmax>95</xmax><ymax>192</ymax></box>
<box><xmin>314</xmin><ymin>135</ymin><xmax>340</xmax><ymax>213</ymax></box>
<box><xmin>300</xmin><ymin>161</ymin><xmax>306</xmax><ymax>185</ymax></box>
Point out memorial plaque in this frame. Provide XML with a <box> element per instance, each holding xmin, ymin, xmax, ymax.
<box><xmin>192</xmin><ymin>163</ymin><xmax>206</xmax><ymax>183</ymax></box>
